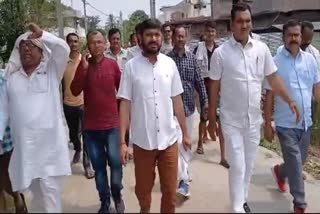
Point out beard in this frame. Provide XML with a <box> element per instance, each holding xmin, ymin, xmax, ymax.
<box><xmin>141</xmin><ymin>41</ymin><xmax>161</xmax><ymax>55</ymax></box>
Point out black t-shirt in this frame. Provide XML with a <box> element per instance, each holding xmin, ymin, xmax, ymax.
<box><xmin>193</xmin><ymin>44</ymin><xmax>218</xmax><ymax>71</ymax></box>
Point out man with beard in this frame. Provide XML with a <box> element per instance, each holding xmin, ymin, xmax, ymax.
<box><xmin>117</xmin><ymin>19</ymin><xmax>191</xmax><ymax>213</ymax></box>
<box><xmin>264</xmin><ymin>20</ymin><xmax>320</xmax><ymax>214</ymax></box>
<box><xmin>71</xmin><ymin>30</ymin><xmax>124</xmax><ymax>213</ymax></box>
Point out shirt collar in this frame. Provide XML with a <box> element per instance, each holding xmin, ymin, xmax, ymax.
<box><xmin>230</xmin><ymin>34</ymin><xmax>254</xmax><ymax>48</ymax></box>
<box><xmin>106</xmin><ymin>48</ymin><xmax>124</xmax><ymax>56</ymax></box>
<box><xmin>281</xmin><ymin>46</ymin><xmax>303</xmax><ymax>58</ymax></box>
<box><xmin>171</xmin><ymin>48</ymin><xmax>187</xmax><ymax>57</ymax></box>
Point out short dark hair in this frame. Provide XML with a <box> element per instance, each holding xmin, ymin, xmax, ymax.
<box><xmin>86</xmin><ymin>30</ymin><xmax>106</xmax><ymax>41</ymax></box>
<box><xmin>301</xmin><ymin>21</ymin><xmax>314</xmax><ymax>32</ymax></box>
<box><xmin>231</xmin><ymin>3</ymin><xmax>252</xmax><ymax>21</ymax></box>
<box><xmin>162</xmin><ymin>22</ymin><xmax>171</xmax><ymax>32</ymax></box>
<box><xmin>282</xmin><ymin>19</ymin><xmax>301</xmax><ymax>35</ymax></box>
<box><xmin>135</xmin><ymin>22</ymin><xmax>142</xmax><ymax>34</ymax></box>
<box><xmin>129</xmin><ymin>33</ymin><xmax>136</xmax><ymax>41</ymax></box>
<box><xmin>108</xmin><ymin>28</ymin><xmax>121</xmax><ymax>40</ymax></box>
<box><xmin>139</xmin><ymin>19</ymin><xmax>161</xmax><ymax>35</ymax></box>
<box><xmin>172</xmin><ymin>25</ymin><xmax>186</xmax><ymax>37</ymax></box>
<box><xmin>66</xmin><ymin>33</ymin><xmax>79</xmax><ymax>42</ymax></box>
<box><xmin>204</xmin><ymin>21</ymin><xmax>216</xmax><ymax>30</ymax></box>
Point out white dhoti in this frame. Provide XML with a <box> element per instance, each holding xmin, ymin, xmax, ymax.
<box><xmin>221</xmin><ymin>123</ymin><xmax>260</xmax><ymax>213</ymax></box>
<box><xmin>27</xmin><ymin>176</ymin><xmax>63</xmax><ymax>213</ymax></box>
<box><xmin>176</xmin><ymin>112</ymin><xmax>195</xmax><ymax>182</ymax></box>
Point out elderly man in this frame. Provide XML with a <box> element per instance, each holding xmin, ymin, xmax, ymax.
<box><xmin>0</xmin><ymin>23</ymin><xmax>71</xmax><ymax>212</ymax></box>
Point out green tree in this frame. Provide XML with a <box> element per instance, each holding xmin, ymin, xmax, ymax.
<box><xmin>87</xmin><ymin>15</ymin><xmax>101</xmax><ymax>31</ymax></box>
<box><xmin>122</xmin><ymin>10</ymin><xmax>149</xmax><ymax>45</ymax></box>
<box><xmin>0</xmin><ymin>0</ymin><xmax>27</xmax><ymax>65</ymax></box>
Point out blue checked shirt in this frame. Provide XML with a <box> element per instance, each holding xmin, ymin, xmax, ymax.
<box><xmin>168</xmin><ymin>50</ymin><xmax>208</xmax><ymax>117</ymax></box>
<box><xmin>0</xmin><ymin>69</ymin><xmax>13</xmax><ymax>155</ymax></box>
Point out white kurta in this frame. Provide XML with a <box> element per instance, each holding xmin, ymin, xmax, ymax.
<box><xmin>0</xmin><ymin>31</ymin><xmax>71</xmax><ymax>191</ymax></box>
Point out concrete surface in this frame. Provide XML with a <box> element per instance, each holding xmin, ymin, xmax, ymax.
<box><xmin>24</xmin><ymin>113</ymin><xmax>320</xmax><ymax>213</ymax></box>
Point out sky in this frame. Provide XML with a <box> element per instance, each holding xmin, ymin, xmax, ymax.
<box><xmin>62</xmin><ymin>0</ymin><xmax>181</xmax><ymax>24</ymax></box>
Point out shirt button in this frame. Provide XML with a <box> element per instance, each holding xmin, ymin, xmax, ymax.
<box><xmin>154</xmin><ymin>90</ymin><xmax>157</xmax><ymax>93</ymax></box>
<box><xmin>155</xmin><ymin>103</ymin><xmax>158</xmax><ymax>106</ymax></box>
<box><xmin>156</xmin><ymin>116</ymin><xmax>159</xmax><ymax>119</ymax></box>
<box><xmin>157</xmin><ymin>130</ymin><xmax>160</xmax><ymax>132</ymax></box>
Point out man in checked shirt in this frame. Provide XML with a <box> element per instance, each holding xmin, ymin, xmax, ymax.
<box><xmin>168</xmin><ymin>25</ymin><xmax>208</xmax><ymax>198</ymax></box>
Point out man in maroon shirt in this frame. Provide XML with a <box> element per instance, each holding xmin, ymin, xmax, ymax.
<box><xmin>71</xmin><ymin>30</ymin><xmax>124</xmax><ymax>214</ymax></box>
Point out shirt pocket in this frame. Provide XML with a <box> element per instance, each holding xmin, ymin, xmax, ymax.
<box><xmin>249</xmin><ymin>55</ymin><xmax>264</xmax><ymax>81</ymax></box>
<box><xmin>290</xmin><ymin>67</ymin><xmax>313</xmax><ymax>90</ymax></box>
<box><xmin>30</xmin><ymin>71</ymin><xmax>49</xmax><ymax>93</ymax></box>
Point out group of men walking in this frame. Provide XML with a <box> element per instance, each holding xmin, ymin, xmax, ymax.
<box><xmin>0</xmin><ymin>2</ymin><xmax>319</xmax><ymax>214</ymax></box>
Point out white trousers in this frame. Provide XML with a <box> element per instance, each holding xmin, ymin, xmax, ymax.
<box><xmin>28</xmin><ymin>176</ymin><xmax>63</xmax><ymax>213</ymax></box>
<box><xmin>177</xmin><ymin>112</ymin><xmax>196</xmax><ymax>182</ymax></box>
<box><xmin>221</xmin><ymin>123</ymin><xmax>260</xmax><ymax>213</ymax></box>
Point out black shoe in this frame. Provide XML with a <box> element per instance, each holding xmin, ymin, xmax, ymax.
<box><xmin>98</xmin><ymin>203</ymin><xmax>110</xmax><ymax>214</ymax></box>
<box><xmin>115</xmin><ymin>199</ymin><xmax>125</xmax><ymax>213</ymax></box>
<box><xmin>243</xmin><ymin>202</ymin><xmax>251</xmax><ymax>213</ymax></box>
<box><xmin>72</xmin><ymin>151</ymin><xmax>81</xmax><ymax>164</ymax></box>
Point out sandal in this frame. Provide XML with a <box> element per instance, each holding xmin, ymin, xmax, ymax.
<box><xmin>196</xmin><ymin>146</ymin><xmax>204</xmax><ymax>155</ymax></box>
<box><xmin>15</xmin><ymin>193</ymin><xmax>28</xmax><ymax>213</ymax></box>
<box><xmin>219</xmin><ymin>159</ymin><xmax>230</xmax><ymax>169</ymax></box>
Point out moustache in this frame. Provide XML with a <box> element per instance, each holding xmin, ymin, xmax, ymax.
<box><xmin>289</xmin><ymin>41</ymin><xmax>299</xmax><ymax>45</ymax></box>
<box><xmin>147</xmin><ymin>42</ymin><xmax>159</xmax><ymax>46</ymax></box>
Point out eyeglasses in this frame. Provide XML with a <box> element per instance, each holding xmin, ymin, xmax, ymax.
<box><xmin>19</xmin><ymin>41</ymin><xmax>38</xmax><ymax>50</ymax></box>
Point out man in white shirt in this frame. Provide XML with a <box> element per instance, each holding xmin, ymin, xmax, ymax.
<box><xmin>207</xmin><ymin>4</ymin><xmax>300</xmax><ymax>213</ymax></box>
<box><xmin>117</xmin><ymin>19</ymin><xmax>191</xmax><ymax>213</ymax></box>
<box><xmin>127</xmin><ymin>23</ymin><xmax>143</xmax><ymax>61</ymax></box>
<box><xmin>0</xmin><ymin>23</ymin><xmax>71</xmax><ymax>212</ymax></box>
<box><xmin>105</xmin><ymin>28</ymin><xmax>128</xmax><ymax>72</ymax></box>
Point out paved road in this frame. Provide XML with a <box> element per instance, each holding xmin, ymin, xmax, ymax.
<box><xmin>21</xmin><ymin>114</ymin><xmax>320</xmax><ymax>213</ymax></box>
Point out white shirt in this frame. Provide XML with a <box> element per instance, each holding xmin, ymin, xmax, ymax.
<box><xmin>209</xmin><ymin>36</ymin><xmax>277</xmax><ymax>128</ymax></box>
<box><xmin>127</xmin><ymin>45</ymin><xmax>142</xmax><ymax>61</ymax></box>
<box><xmin>0</xmin><ymin>31</ymin><xmax>71</xmax><ymax>191</ymax></box>
<box><xmin>105</xmin><ymin>48</ymin><xmax>128</xmax><ymax>72</ymax></box>
<box><xmin>160</xmin><ymin>41</ymin><xmax>173</xmax><ymax>55</ymax></box>
<box><xmin>277</xmin><ymin>44</ymin><xmax>320</xmax><ymax>68</ymax></box>
<box><xmin>117</xmin><ymin>53</ymin><xmax>184</xmax><ymax>150</ymax></box>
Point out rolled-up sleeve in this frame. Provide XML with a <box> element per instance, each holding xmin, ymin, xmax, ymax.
<box><xmin>117</xmin><ymin>62</ymin><xmax>133</xmax><ymax>100</ymax></box>
<box><xmin>209</xmin><ymin>50</ymin><xmax>223</xmax><ymax>80</ymax></box>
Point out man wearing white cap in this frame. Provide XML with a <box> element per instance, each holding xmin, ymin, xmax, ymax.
<box><xmin>0</xmin><ymin>23</ymin><xmax>71</xmax><ymax>212</ymax></box>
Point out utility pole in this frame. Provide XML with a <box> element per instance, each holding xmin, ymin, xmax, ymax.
<box><xmin>82</xmin><ymin>0</ymin><xmax>88</xmax><ymax>34</ymax></box>
<box><xmin>119</xmin><ymin>11</ymin><xmax>124</xmax><ymax>45</ymax></box>
<box><xmin>56</xmin><ymin>0</ymin><xmax>64</xmax><ymax>38</ymax></box>
<box><xmin>150</xmin><ymin>0</ymin><xmax>156</xmax><ymax>18</ymax></box>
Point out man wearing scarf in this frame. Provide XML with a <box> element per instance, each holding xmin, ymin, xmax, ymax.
<box><xmin>0</xmin><ymin>23</ymin><xmax>71</xmax><ymax>213</ymax></box>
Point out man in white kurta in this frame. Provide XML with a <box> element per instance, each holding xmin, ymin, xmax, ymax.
<box><xmin>0</xmin><ymin>24</ymin><xmax>71</xmax><ymax>212</ymax></box>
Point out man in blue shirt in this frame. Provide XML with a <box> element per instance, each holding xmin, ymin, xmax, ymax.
<box><xmin>264</xmin><ymin>20</ymin><xmax>320</xmax><ymax>214</ymax></box>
